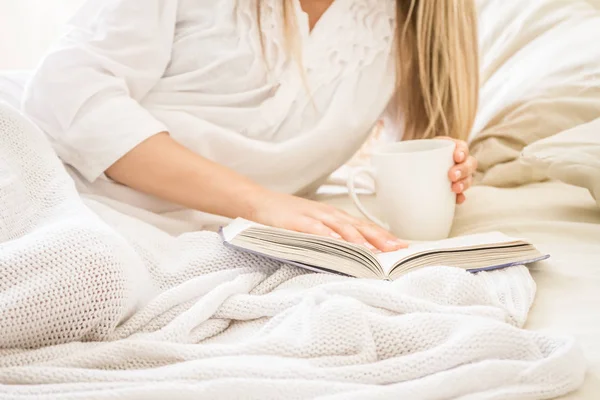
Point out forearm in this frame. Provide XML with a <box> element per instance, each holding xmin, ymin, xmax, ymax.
<box><xmin>105</xmin><ymin>132</ymin><xmax>268</xmax><ymax>219</ymax></box>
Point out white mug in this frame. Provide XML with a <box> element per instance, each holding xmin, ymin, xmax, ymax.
<box><xmin>347</xmin><ymin>139</ymin><xmax>456</xmax><ymax>241</ymax></box>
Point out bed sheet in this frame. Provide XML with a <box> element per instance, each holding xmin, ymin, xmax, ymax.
<box><xmin>0</xmin><ymin>70</ymin><xmax>28</xmax><ymax>109</ymax></box>
<box><xmin>316</xmin><ymin>181</ymin><xmax>600</xmax><ymax>400</ymax></box>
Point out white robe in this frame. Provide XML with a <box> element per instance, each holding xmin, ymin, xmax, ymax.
<box><xmin>21</xmin><ymin>0</ymin><xmax>398</xmax><ymax>233</ymax></box>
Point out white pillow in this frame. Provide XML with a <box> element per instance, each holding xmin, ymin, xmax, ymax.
<box><xmin>469</xmin><ymin>0</ymin><xmax>600</xmax><ymax>187</ymax></box>
<box><xmin>521</xmin><ymin>118</ymin><xmax>600</xmax><ymax>207</ymax></box>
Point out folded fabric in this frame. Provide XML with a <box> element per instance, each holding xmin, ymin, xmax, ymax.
<box><xmin>469</xmin><ymin>0</ymin><xmax>600</xmax><ymax>187</ymax></box>
<box><xmin>521</xmin><ymin>118</ymin><xmax>600</xmax><ymax>208</ymax></box>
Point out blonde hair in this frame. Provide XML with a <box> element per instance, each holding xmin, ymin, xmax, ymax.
<box><xmin>258</xmin><ymin>0</ymin><xmax>480</xmax><ymax>141</ymax></box>
<box><xmin>396</xmin><ymin>0</ymin><xmax>479</xmax><ymax>141</ymax></box>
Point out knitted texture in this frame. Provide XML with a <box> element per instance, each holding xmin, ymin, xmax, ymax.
<box><xmin>0</xmin><ymin>103</ymin><xmax>586</xmax><ymax>399</ymax></box>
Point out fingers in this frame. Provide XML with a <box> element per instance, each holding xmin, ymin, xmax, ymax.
<box><xmin>453</xmin><ymin>140</ymin><xmax>469</xmax><ymax>163</ymax></box>
<box><xmin>449</xmin><ymin>155</ymin><xmax>477</xmax><ymax>183</ymax></box>
<box><xmin>452</xmin><ymin>175</ymin><xmax>473</xmax><ymax>194</ymax></box>
<box><xmin>354</xmin><ymin>222</ymin><xmax>408</xmax><ymax>252</ymax></box>
<box><xmin>435</xmin><ymin>136</ymin><xmax>469</xmax><ymax>164</ymax></box>
<box><xmin>295</xmin><ymin>218</ymin><xmax>377</xmax><ymax>254</ymax></box>
<box><xmin>275</xmin><ymin>197</ymin><xmax>406</xmax><ymax>253</ymax></box>
<box><xmin>332</xmin><ymin>223</ymin><xmax>375</xmax><ymax>250</ymax></box>
<box><xmin>293</xmin><ymin>216</ymin><xmax>342</xmax><ymax>240</ymax></box>
<box><xmin>449</xmin><ymin>153</ymin><xmax>476</xmax><ymax>205</ymax></box>
<box><xmin>320</xmin><ymin>211</ymin><xmax>406</xmax><ymax>253</ymax></box>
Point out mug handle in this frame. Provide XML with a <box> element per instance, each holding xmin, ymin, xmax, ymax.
<box><xmin>347</xmin><ymin>166</ymin><xmax>388</xmax><ymax>229</ymax></box>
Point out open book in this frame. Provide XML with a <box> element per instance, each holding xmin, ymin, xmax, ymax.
<box><xmin>220</xmin><ymin>218</ymin><xmax>550</xmax><ymax>280</ymax></box>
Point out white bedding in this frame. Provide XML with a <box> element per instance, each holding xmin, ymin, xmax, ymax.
<box><xmin>454</xmin><ymin>183</ymin><xmax>600</xmax><ymax>400</ymax></box>
<box><xmin>1</xmin><ymin>0</ymin><xmax>600</xmax><ymax>398</ymax></box>
<box><xmin>319</xmin><ymin>182</ymin><xmax>600</xmax><ymax>400</ymax></box>
<box><xmin>0</xmin><ymin>71</ymin><xmax>28</xmax><ymax>110</ymax></box>
<box><xmin>0</xmin><ymin>98</ymin><xmax>589</xmax><ymax>399</ymax></box>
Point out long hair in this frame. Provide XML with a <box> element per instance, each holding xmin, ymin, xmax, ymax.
<box><xmin>395</xmin><ymin>0</ymin><xmax>479</xmax><ymax>140</ymax></box>
<box><xmin>258</xmin><ymin>0</ymin><xmax>480</xmax><ymax>141</ymax></box>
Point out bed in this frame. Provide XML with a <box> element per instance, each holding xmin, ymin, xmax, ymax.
<box><xmin>1</xmin><ymin>105</ymin><xmax>598</xmax><ymax>400</ymax></box>
<box><xmin>1</xmin><ymin>0</ymin><xmax>600</xmax><ymax>398</ymax></box>
<box><xmin>316</xmin><ymin>180</ymin><xmax>600</xmax><ymax>400</ymax></box>
<box><xmin>318</xmin><ymin>0</ymin><xmax>600</xmax><ymax>395</ymax></box>
<box><xmin>472</xmin><ymin>183</ymin><xmax>600</xmax><ymax>400</ymax></box>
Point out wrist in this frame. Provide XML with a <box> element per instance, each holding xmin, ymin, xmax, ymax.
<box><xmin>238</xmin><ymin>185</ymin><xmax>273</xmax><ymax>222</ymax></box>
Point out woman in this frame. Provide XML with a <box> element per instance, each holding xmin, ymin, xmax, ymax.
<box><xmin>22</xmin><ymin>0</ymin><xmax>479</xmax><ymax>252</ymax></box>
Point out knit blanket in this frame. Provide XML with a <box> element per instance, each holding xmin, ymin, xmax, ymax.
<box><xmin>0</xmin><ymin>103</ymin><xmax>586</xmax><ymax>399</ymax></box>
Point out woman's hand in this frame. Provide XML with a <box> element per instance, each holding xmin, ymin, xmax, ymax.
<box><xmin>439</xmin><ymin>137</ymin><xmax>478</xmax><ymax>204</ymax></box>
<box><xmin>249</xmin><ymin>191</ymin><xmax>408</xmax><ymax>253</ymax></box>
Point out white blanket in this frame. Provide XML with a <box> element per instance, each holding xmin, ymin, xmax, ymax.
<box><xmin>0</xmin><ymin>105</ymin><xmax>587</xmax><ymax>398</ymax></box>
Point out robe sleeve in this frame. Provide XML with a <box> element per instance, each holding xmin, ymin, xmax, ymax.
<box><xmin>22</xmin><ymin>0</ymin><xmax>178</xmax><ymax>182</ymax></box>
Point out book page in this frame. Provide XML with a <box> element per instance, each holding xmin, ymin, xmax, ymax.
<box><xmin>376</xmin><ymin>231</ymin><xmax>521</xmax><ymax>275</ymax></box>
<box><xmin>221</xmin><ymin>218</ymin><xmax>263</xmax><ymax>242</ymax></box>
<box><xmin>221</xmin><ymin>218</ymin><xmax>385</xmax><ymax>279</ymax></box>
